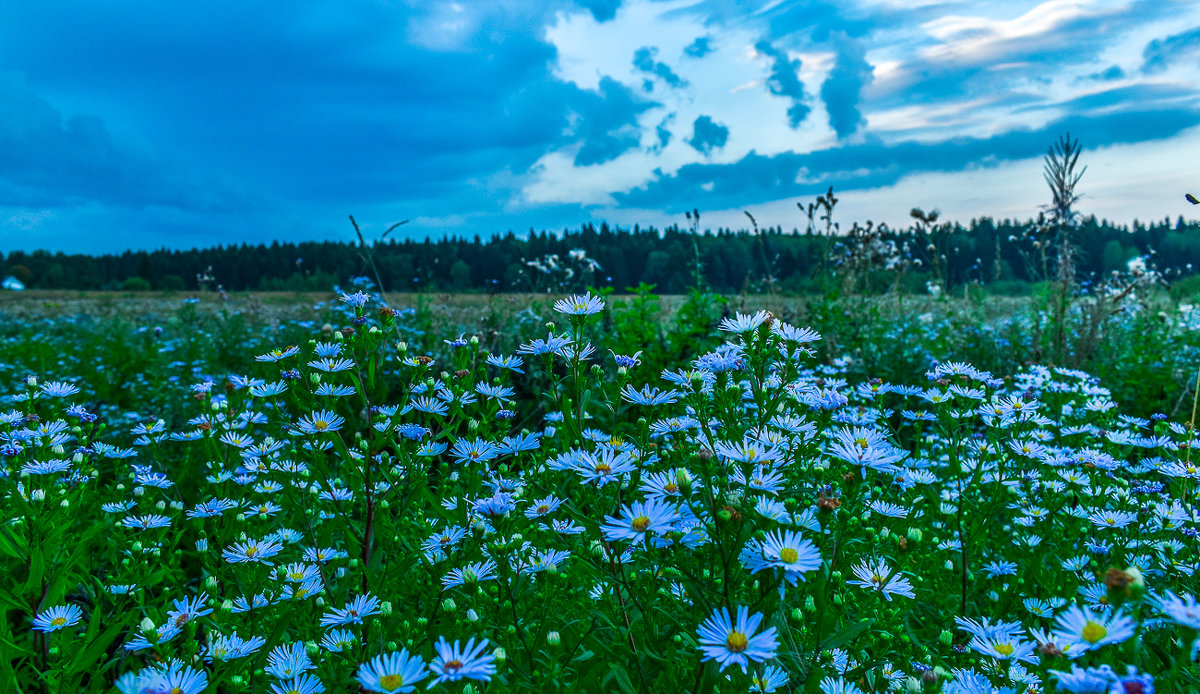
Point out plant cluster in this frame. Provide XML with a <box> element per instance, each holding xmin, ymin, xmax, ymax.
<box><xmin>2</xmin><ymin>289</ymin><xmax>1199</xmax><ymax>693</ymax></box>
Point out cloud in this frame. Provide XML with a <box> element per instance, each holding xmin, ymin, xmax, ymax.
<box><xmin>653</xmin><ymin>114</ymin><xmax>674</xmax><ymax>151</ymax></box>
<box><xmin>1087</xmin><ymin>65</ymin><xmax>1125</xmax><ymax>81</ymax></box>
<box><xmin>1142</xmin><ymin>26</ymin><xmax>1200</xmax><ymax>74</ymax></box>
<box><xmin>575</xmin><ymin>0</ymin><xmax>622</xmax><ymax>22</ymax></box>
<box><xmin>615</xmin><ymin>106</ymin><xmax>1200</xmax><ymax>211</ymax></box>
<box><xmin>873</xmin><ymin>0</ymin><xmax>1177</xmax><ymax>107</ymax></box>
<box><xmin>571</xmin><ymin>76</ymin><xmax>659</xmax><ymax>166</ymax></box>
<box><xmin>687</xmin><ymin>115</ymin><xmax>729</xmax><ymax>155</ymax></box>
<box><xmin>632</xmin><ymin>46</ymin><xmax>687</xmax><ymax>89</ymax></box>
<box><xmin>0</xmin><ymin>73</ymin><xmax>239</xmax><ymax>211</ymax></box>
<box><xmin>821</xmin><ymin>33</ymin><xmax>874</xmax><ymax>138</ymax></box>
<box><xmin>683</xmin><ymin>35</ymin><xmax>713</xmax><ymax>58</ymax></box>
<box><xmin>754</xmin><ymin>39</ymin><xmax>810</xmax><ymax>128</ymax></box>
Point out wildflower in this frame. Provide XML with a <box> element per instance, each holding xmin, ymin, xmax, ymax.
<box><xmin>428</xmin><ymin>636</ymin><xmax>496</xmax><ymax>686</ymax></box>
<box><xmin>121</xmin><ymin>514</ymin><xmax>173</xmax><ymax>531</ymax></box>
<box><xmin>295</xmin><ymin>410</ymin><xmax>345</xmax><ymax>435</ymax></box>
<box><xmin>315</xmin><ymin>383</ymin><xmax>356</xmax><ymax>397</ymax></box>
<box><xmin>266</xmin><ymin>642</ymin><xmax>316</xmax><ymax>679</ymax></box>
<box><xmin>257</xmin><ymin>346</ymin><xmax>300</xmax><ymax>362</ymax></box>
<box><xmin>516</xmin><ymin>332</ymin><xmax>572</xmax><ymax>356</ymax></box>
<box><xmin>308</xmin><ymin>357</ymin><xmax>355</xmax><ymax>373</ymax></box>
<box><xmin>250</xmin><ymin>381</ymin><xmax>289</xmax><ymax>397</ymax></box>
<box><xmin>485</xmin><ymin>354</ymin><xmax>524</xmax><ymax>373</ymax></box>
<box><xmin>449</xmin><ymin>439</ymin><xmax>498</xmax><ymax>465</ymax></box>
<box><xmin>356</xmin><ymin>650</ymin><xmax>427</xmax><ymax>693</ymax></box>
<box><xmin>848</xmin><ymin>559</ymin><xmax>916</xmax><ymax>600</ymax></box>
<box><xmin>165</xmin><ymin>593</ymin><xmax>212</xmax><ymax>628</ymax></box>
<box><xmin>696</xmin><ymin>606</ymin><xmax>778</xmax><ymax>672</ymax></box>
<box><xmin>1051</xmin><ymin>605</ymin><xmax>1135</xmax><ymax>655</ymax></box>
<box><xmin>204</xmin><ymin>631</ymin><xmax>266</xmax><ymax>662</ymax></box>
<box><xmin>620</xmin><ymin>384</ymin><xmax>680</xmax><ymax>406</ymax></box>
<box><xmin>745</xmin><ymin>530</ymin><xmax>821</xmax><ymax>585</ymax></box>
<box><xmin>524</xmin><ymin>495</ymin><xmax>563</xmax><ymax>519</ymax></box>
<box><xmin>750</xmin><ymin>665</ymin><xmax>790</xmax><ymax>692</ymax></box>
<box><xmin>320</xmin><ymin>629</ymin><xmax>356</xmax><ymax>653</ymax></box>
<box><xmin>32</xmin><ymin>604</ymin><xmax>83</xmax><ymax>632</ymax></box>
<box><xmin>268</xmin><ymin>674</ymin><xmax>325</xmax><ymax>694</ymax></box>
<box><xmin>320</xmin><ymin>594</ymin><xmax>382</xmax><ymax>629</ymax></box>
<box><xmin>340</xmin><ymin>290</ymin><xmax>371</xmax><ymax>308</ymax></box>
<box><xmin>600</xmin><ymin>498</ymin><xmax>679</xmax><ymax>543</ymax></box>
<box><xmin>553</xmin><ymin>291</ymin><xmax>604</xmax><ymax>315</ymax></box>
<box><xmin>39</xmin><ymin>381</ymin><xmax>80</xmax><ymax>398</ymax></box>
<box><xmin>133</xmin><ymin>662</ymin><xmax>208</xmax><ymax>694</ymax></box>
<box><xmin>718</xmin><ymin>310</ymin><xmax>771</xmax><ymax>333</ymax></box>
<box><xmin>443</xmin><ymin>559</ymin><xmax>498</xmax><ymax>589</ymax></box>
<box><xmin>223</xmin><ymin>539</ymin><xmax>284</xmax><ymax>565</ymax></box>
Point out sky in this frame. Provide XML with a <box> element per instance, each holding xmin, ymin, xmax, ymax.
<box><xmin>2</xmin><ymin>0</ymin><xmax>1199</xmax><ymax>254</ymax></box>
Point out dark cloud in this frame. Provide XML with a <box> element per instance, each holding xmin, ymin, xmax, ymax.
<box><xmin>1088</xmin><ymin>65</ymin><xmax>1126</xmax><ymax>81</ymax></box>
<box><xmin>820</xmin><ymin>34</ymin><xmax>874</xmax><ymax>138</ymax></box>
<box><xmin>575</xmin><ymin>0</ymin><xmax>621</xmax><ymax>22</ymax></box>
<box><xmin>653</xmin><ymin>115</ymin><xmax>674</xmax><ymax>152</ymax></box>
<box><xmin>615</xmin><ymin>107</ymin><xmax>1200</xmax><ymax>211</ymax></box>
<box><xmin>1142</xmin><ymin>26</ymin><xmax>1200</xmax><ymax>74</ymax></box>
<box><xmin>0</xmin><ymin>73</ymin><xmax>242</xmax><ymax>211</ymax></box>
<box><xmin>683</xmin><ymin>36</ymin><xmax>713</xmax><ymax>58</ymax></box>
<box><xmin>755</xmin><ymin>40</ymin><xmax>810</xmax><ymax>128</ymax></box>
<box><xmin>687</xmin><ymin>115</ymin><xmax>728</xmax><ymax>155</ymax></box>
<box><xmin>571</xmin><ymin>77</ymin><xmax>658</xmax><ymax>166</ymax></box>
<box><xmin>0</xmin><ymin>0</ymin><xmax>649</xmax><ymax>247</ymax></box>
<box><xmin>633</xmin><ymin>46</ymin><xmax>687</xmax><ymax>90</ymax></box>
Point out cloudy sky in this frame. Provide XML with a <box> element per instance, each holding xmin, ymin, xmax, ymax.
<box><xmin>2</xmin><ymin>0</ymin><xmax>1199</xmax><ymax>254</ymax></box>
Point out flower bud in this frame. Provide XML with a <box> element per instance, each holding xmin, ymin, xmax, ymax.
<box><xmin>546</xmin><ymin>631</ymin><xmax>561</xmax><ymax>646</ymax></box>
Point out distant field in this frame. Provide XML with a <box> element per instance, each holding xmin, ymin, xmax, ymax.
<box><xmin>0</xmin><ymin>289</ymin><xmax>1029</xmax><ymax>324</ymax></box>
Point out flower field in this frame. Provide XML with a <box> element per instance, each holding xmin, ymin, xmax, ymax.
<box><xmin>1</xmin><ymin>287</ymin><xmax>1198</xmax><ymax>693</ymax></box>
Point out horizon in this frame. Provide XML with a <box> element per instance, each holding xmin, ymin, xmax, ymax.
<box><xmin>2</xmin><ymin>0</ymin><xmax>1199</xmax><ymax>255</ymax></box>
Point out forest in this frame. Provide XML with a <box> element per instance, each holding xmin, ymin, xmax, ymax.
<box><xmin>3</xmin><ymin>211</ymin><xmax>1198</xmax><ymax>295</ymax></box>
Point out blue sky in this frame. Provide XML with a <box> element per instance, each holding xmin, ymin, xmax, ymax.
<box><xmin>2</xmin><ymin>0</ymin><xmax>1199</xmax><ymax>253</ymax></box>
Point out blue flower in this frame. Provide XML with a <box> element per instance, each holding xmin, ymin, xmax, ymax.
<box><xmin>553</xmin><ymin>291</ymin><xmax>604</xmax><ymax>315</ymax></box>
<box><xmin>356</xmin><ymin>650</ymin><xmax>427</xmax><ymax>693</ymax></box>
<box><xmin>600</xmin><ymin>498</ymin><xmax>679</xmax><ymax>543</ymax></box>
<box><xmin>428</xmin><ymin>636</ymin><xmax>496</xmax><ymax>686</ymax></box>
<box><xmin>320</xmin><ymin>594</ymin><xmax>382</xmax><ymax>629</ymax></box>
<box><xmin>443</xmin><ymin>560</ymin><xmax>498</xmax><ymax>589</ymax></box>
<box><xmin>696</xmin><ymin>606</ymin><xmax>778</xmax><ymax>673</ymax></box>
<box><xmin>32</xmin><ymin>604</ymin><xmax>83</xmax><ymax>632</ymax></box>
<box><xmin>267</xmin><ymin>674</ymin><xmax>325</xmax><ymax>694</ymax></box>
<box><xmin>620</xmin><ymin>384</ymin><xmax>680</xmax><ymax>406</ymax></box>
<box><xmin>295</xmin><ymin>410</ymin><xmax>345</xmax><ymax>434</ymax></box>
<box><xmin>744</xmin><ymin>530</ymin><xmax>821</xmax><ymax>585</ymax></box>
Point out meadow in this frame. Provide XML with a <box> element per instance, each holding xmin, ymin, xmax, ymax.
<box><xmin>1</xmin><ymin>282</ymin><xmax>1198</xmax><ymax>693</ymax></box>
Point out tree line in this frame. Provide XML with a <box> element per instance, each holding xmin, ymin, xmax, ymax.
<box><xmin>2</xmin><ymin>214</ymin><xmax>1198</xmax><ymax>294</ymax></box>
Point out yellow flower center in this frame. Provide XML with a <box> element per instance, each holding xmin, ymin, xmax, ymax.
<box><xmin>994</xmin><ymin>643</ymin><xmax>1014</xmax><ymax>656</ymax></box>
<box><xmin>379</xmin><ymin>674</ymin><xmax>405</xmax><ymax>691</ymax></box>
<box><xmin>537</xmin><ymin>505</ymin><xmax>550</xmax><ymax>514</ymax></box>
<box><xmin>664</xmin><ymin>483</ymin><xmax>678</xmax><ymax>493</ymax></box>
<box><xmin>631</xmin><ymin>516</ymin><xmax>651</xmax><ymax>532</ymax></box>
<box><xmin>50</xmin><ymin>617</ymin><xmax>66</xmax><ymax>627</ymax></box>
<box><xmin>779</xmin><ymin>547</ymin><xmax>799</xmax><ymax>564</ymax></box>
<box><xmin>314</xmin><ymin>420</ymin><xmax>328</xmax><ymax>430</ymax></box>
<box><xmin>1081</xmin><ymin>621</ymin><xmax>1107</xmax><ymax>644</ymax></box>
<box><xmin>726</xmin><ymin>631</ymin><xmax>749</xmax><ymax>653</ymax></box>
<box><xmin>444</xmin><ymin>659</ymin><xmax>463</xmax><ymax>673</ymax></box>
<box><xmin>246</xmin><ymin>547</ymin><xmax>258</xmax><ymax>557</ymax></box>
<box><xmin>595</xmin><ymin>464</ymin><xmax>612</xmax><ymax>475</ymax></box>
